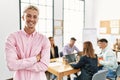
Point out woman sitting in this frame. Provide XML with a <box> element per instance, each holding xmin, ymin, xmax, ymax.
<box><xmin>46</xmin><ymin>37</ymin><xmax>59</xmax><ymax>80</ymax></box>
<box><xmin>70</xmin><ymin>41</ymin><xmax>98</xmax><ymax>80</ymax></box>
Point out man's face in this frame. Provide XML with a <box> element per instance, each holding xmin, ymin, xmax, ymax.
<box><xmin>70</xmin><ymin>40</ymin><xmax>75</xmax><ymax>46</ymax></box>
<box><xmin>22</xmin><ymin>9</ymin><xmax>39</xmax><ymax>29</ymax></box>
<box><xmin>98</xmin><ymin>42</ymin><xmax>107</xmax><ymax>49</ymax></box>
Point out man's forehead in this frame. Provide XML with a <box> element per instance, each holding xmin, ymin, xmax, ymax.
<box><xmin>98</xmin><ymin>42</ymin><xmax>106</xmax><ymax>44</ymax></box>
<box><xmin>24</xmin><ymin>9</ymin><xmax>39</xmax><ymax>14</ymax></box>
<box><xmin>98</xmin><ymin>42</ymin><xmax>102</xmax><ymax>43</ymax></box>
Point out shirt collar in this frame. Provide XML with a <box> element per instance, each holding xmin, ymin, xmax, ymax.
<box><xmin>68</xmin><ymin>44</ymin><xmax>74</xmax><ymax>48</ymax></box>
<box><xmin>21</xmin><ymin>30</ymin><xmax>36</xmax><ymax>37</ymax></box>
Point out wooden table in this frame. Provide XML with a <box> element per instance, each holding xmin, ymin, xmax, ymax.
<box><xmin>47</xmin><ymin>58</ymin><xmax>80</xmax><ymax>80</ymax></box>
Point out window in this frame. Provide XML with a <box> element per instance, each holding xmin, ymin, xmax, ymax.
<box><xmin>20</xmin><ymin>0</ymin><xmax>53</xmax><ymax>37</ymax></box>
<box><xmin>64</xmin><ymin>0</ymin><xmax>85</xmax><ymax>50</ymax></box>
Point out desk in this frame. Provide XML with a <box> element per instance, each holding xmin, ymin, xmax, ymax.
<box><xmin>47</xmin><ymin>58</ymin><xmax>80</xmax><ymax>80</ymax></box>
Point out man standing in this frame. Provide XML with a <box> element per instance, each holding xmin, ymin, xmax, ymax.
<box><xmin>5</xmin><ymin>5</ymin><xmax>50</xmax><ymax>80</ymax></box>
<box><xmin>97</xmin><ymin>38</ymin><xmax>118</xmax><ymax>80</ymax></box>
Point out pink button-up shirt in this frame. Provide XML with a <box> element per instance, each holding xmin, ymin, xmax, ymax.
<box><xmin>5</xmin><ymin>30</ymin><xmax>50</xmax><ymax>80</ymax></box>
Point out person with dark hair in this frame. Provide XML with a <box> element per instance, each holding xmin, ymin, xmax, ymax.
<box><xmin>46</xmin><ymin>37</ymin><xmax>59</xmax><ymax>80</ymax></box>
<box><xmin>5</xmin><ymin>5</ymin><xmax>50</xmax><ymax>80</ymax></box>
<box><xmin>62</xmin><ymin>37</ymin><xmax>80</xmax><ymax>80</ymax></box>
<box><xmin>97</xmin><ymin>38</ymin><xmax>108</xmax><ymax>43</ymax></box>
<box><xmin>62</xmin><ymin>37</ymin><xmax>80</xmax><ymax>55</ymax></box>
<box><xmin>70</xmin><ymin>41</ymin><xmax>98</xmax><ymax>80</ymax></box>
<box><xmin>71</xmin><ymin>37</ymin><xmax>76</xmax><ymax>41</ymax></box>
<box><xmin>48</xmin><ymin>37</ymin><xmax>59</xmax><ymax>59</ymax></box>
<box><xmin>97</xmin><ymin>38</ymin><xmax>118</xmax><ymax>80</ymax></box>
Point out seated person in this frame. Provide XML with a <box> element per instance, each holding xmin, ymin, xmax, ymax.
<box><xmin>62</xmin><ymin>37</ymin><xmax>80</xmax><ymax>80</ymax></box>
<box><xmin>62</xmin><ymin>37</ymin><xmax>80</xmax><ymax>55</ymax></box>
<box><xmin>97</xmin><ymin>38</ymin><xmax>118</xmax><ymax>80</ymax></box>
<box><xmin>49</xmin><ymin>37</ymin><xmax>59</xmax><ymax>59</ymax></box>
<box><xmin>46</xmin><ymin>37</ymin><xmax>59</xmax><ymax>80</ymax></box>
<box><xmin>70</xmin><ymin>41</ymin><xmax>98</xmax><ymax>80</ymax></box>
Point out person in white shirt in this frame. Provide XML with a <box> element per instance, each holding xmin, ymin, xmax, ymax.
<box><xmin>97</xmin><ymin>38</ymin><xmax>118</xmax><ymax>80</ymax></box>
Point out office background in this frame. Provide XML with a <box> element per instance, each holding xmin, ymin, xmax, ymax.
<box><xmin>1</xmin><ymin>0</ymin><xmax>120</xmax><ymax>79</ymax></box>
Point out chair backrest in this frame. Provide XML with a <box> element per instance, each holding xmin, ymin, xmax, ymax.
<box><xmin>60</xmin><ymin>51</ymin><xmax>63</xmax><ymax>57</ymax></box>
<box><xmin>92</xmin><ymin>70</ymin><xmax>108</xmax><ymax>80</ymax></box>
<box><xmin>116</xmin><ymin>65</ymin><xmax>120</xmax><ymax>77</ymax></box>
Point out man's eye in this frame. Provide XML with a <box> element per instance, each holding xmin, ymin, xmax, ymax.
<box><xmin>27</xmin><ymin>14</ymin><xmax>31</xmax><ymax>18</ymax></box>
<box><xmin>34</xmin><ymin>16</ymin><xmax>37</xmax><ymax>19</ymax></box>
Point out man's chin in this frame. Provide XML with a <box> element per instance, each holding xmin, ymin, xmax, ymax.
<box><xmin>28</xmin><ymin>26</ymin><xmax>35</xmax><ymax>29</ymax></box>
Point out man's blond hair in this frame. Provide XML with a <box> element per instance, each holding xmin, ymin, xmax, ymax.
<box><xmin>23</xmin><ymin>5</ymin><xmax>39</xmax><ymax>14</ymax></box>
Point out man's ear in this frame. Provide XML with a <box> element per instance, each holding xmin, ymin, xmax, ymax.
<box><xmin>105</xmin><ymin>43</ymin><xmax>108</xmax><ymax>46</ymax></box>
<box><xmin>22</xmin><ymin>15</ymin><xmax>24</xmax><ymax>20</ymax></box>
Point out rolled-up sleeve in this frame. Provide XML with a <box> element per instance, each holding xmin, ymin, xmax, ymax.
<box><xmin>5</xmin><ymin>34</ymin><xmax>37</xmax><ymax>71</ymax></box>
<box><xmin>26</xmin><ymin>37</ymin><xmax>50</xmax><ymax>72</ymax></box>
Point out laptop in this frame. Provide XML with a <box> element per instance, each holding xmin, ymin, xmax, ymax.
<box><xmin>65</xmin><ymin>54</ymin><xmax>76</xmax><ymax>64</ymax></box>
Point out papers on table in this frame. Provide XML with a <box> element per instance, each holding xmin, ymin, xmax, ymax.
<box><xmin>49</xmin><ymin>62</ymin><xmax>62</xmax><ymax>67</ymax></box>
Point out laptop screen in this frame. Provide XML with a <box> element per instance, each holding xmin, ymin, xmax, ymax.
<box><xmin>65</xmin><ymin>54</ymin><xmax>76</xmax><ymax>63</ymax></box>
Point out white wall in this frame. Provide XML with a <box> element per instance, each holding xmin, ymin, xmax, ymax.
<box><xmin>0</xmin><ymin>0</ymin><xmax>19</xmax><ymax>79</ymax></box>
<box><xmin>94</xmin><ymin>0</ymin><xmax>120</xmax><ymax>29</ymax></box>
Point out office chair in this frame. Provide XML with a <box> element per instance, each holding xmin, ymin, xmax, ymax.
<box><xmin>115</xmin><ymin>65</ymin><xmax>120</xmax><ymax>80</ymax></box>
<box><xmin>92</xmin><ymin>70</ymin><xmax>108</xmax><ymax>80</ymax></box>
<box><xmin>59</xmin><ymin>51</ymin><xmax>63</xmax><ymax>57</ymax></box>
<box><xmin>109</xmin><ymin>65</ymin><xmax>120</xmax><ymax>80</ymax></box>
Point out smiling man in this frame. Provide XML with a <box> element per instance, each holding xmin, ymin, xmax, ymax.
<box><xmin>5</xmin><ymin>5</ymin><xmax>50</xmax><ymax>80</ymax></box>
<box><xmin>97</xmin><ymin>38</ymin><xmax>118</xmax><ymax>80</ymax></box>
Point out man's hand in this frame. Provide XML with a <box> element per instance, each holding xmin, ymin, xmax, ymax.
<box><xmin>36</xmin><ymin>53</ymin><xmax>41</xmax><ymax>62</ymax></box>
